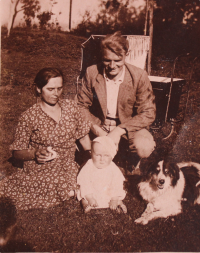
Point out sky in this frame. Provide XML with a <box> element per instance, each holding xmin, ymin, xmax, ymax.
<box><xmin>1</xmin><ymin>0</ymin><xmax>145</xmax><ymax>31</ymax></box>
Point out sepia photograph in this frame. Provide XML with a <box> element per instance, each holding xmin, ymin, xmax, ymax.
<box><xmin>0</xmin><ymin>0</ymin><xmax>200</xmax><ymax>251</ymax></box>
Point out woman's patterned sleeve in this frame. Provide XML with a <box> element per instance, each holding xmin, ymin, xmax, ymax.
<box><xmin>74</xmin><ymin>102</ymin><xmax>91</xmax><ymax>140</ymax></box>
<box><xmin>9</xmin><ymin>114</ymin><xmax>32</xmax><ymax>151</ymax></box>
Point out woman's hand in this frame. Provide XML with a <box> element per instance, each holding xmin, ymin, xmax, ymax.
<box><xmin>35</xmin><ymin>147</ymin><xmax>57</xmax><ymax>163</ymax></box>
<box><xmin>35</xmin><ymin>149</ymin><xmax>50</xmax><ymax>164</ymax></box>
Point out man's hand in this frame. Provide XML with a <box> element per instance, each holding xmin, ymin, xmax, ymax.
<box><xmin>107</xmin><ymin>126</ymin><xmax>126</xmax><ymax>147</ymax></box>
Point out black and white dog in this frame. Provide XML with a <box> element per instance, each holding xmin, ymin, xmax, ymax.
<box><xmin>134</xmin><ymin>157</ymin><xmax>200</xmax><ymax>225</ymax></box>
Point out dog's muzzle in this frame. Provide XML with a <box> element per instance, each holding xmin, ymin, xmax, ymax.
<box><xmin>158</xmin><ymin>179</ymin><xmax>165</xmax><ymax>189</ymax></box>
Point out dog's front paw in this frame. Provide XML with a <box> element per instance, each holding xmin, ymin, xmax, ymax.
<box><xmin>134</xmin><ymin>216</ymin><xmax>149</xmax><ymax>225</ymax></box>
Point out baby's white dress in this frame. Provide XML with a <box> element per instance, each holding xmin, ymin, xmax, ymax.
<box><xmin>77</xmin><ymin>159</ymin><xmax>126</xmax><ymax>208</ymax></box>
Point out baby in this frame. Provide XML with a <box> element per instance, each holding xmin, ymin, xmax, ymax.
<box><xmin>77</xmin><ymin>136</ymin><xmax>127</xmax><ymax>213</ymax></box>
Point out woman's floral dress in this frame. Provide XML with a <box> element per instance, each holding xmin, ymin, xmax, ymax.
<box><xmin>1</xmin><ymin>99</ymin><xmax>90</xmax><ymax>210</ymax></box>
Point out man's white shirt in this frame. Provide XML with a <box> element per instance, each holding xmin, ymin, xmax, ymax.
<box><xmin>104</xmin><ymin>66</ymin><xmax>125</xmax><ymax>119</ymax></box>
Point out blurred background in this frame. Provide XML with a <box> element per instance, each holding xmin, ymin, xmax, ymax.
<box><xmin>1</xmin><ymin>0</ymin><xmax>200</xmax><ymax>57</ymax></box>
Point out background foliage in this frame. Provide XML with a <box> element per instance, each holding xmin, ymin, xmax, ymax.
<box><xmin>73</xmin><ymin>0</ymin><xmax>200</xmax><ymax>57</ymax></box>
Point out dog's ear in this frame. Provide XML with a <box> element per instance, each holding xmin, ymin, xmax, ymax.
<box><xmin>168</xmin><ymin>163</ymin><xmax>180</xmax><ymax>186</ymax></box>
<box><xmin>140</xmin><ymin>149</ymin><xmax>166</xmax><ymax>174</ymax></box>
<box><xmin>140</xmin><ymin>158</ymin><xmax>161</xmax><ymax>180</ymax></box>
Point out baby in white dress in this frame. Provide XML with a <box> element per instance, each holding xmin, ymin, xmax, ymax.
<box><xmin>77</xmin><ymin>136</ymin><xmax>127</xmax><ymax>213</ymax></box>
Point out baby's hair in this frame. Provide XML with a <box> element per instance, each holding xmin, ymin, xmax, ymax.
<box><xmin>100</xmin><ymin>31</ymin><xmax>129</xmax><ymax>56</ymax></box>
<box><xmin>91</xmin><ymin>140</ymin><xmax>106</xmax><ymax>153</ymax></box>
<box><xmin>92</xmin><ymin>136</ymin><xmax>117</xmax><ymax>159</ymax></box>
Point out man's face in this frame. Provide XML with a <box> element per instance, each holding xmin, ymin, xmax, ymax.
<box><xmin>102</xmin><ymin>48</ymin><xmax>126</xmax><ymax>80</ymax></box>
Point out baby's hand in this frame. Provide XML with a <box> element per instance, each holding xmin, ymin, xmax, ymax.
<box><xmin>109</xmin><ymin>199</ymin><xmax>127</xmax><ymax>213</ymax></box>
<box><xmin>109</xmin><ymin>199</ymin><xmax>119</xmax><ymax>210</ymax></box>
<box><xmin>87</xmin><ymin>197</ymin><xmax>98</xmax><ymax>208</ymax></box>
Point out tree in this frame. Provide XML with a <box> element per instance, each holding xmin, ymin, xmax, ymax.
<box><xmin>7</xmin><ymin>0</ymin><xmax>41</xmax><ymax>36</ymax></box>
<box><xmin>74</xmin><ymin>0</ymin><xmax>146</xmax><ymax>36</ymax></box>
<box><xmin>69</xmin><ymin>0</ymin><xmax>72</xmax><ymax>31</ymax></box>
<box><xmin>37</xmin><ymin>11</ymin><xmax>53</xmax><ymax>29</ymax></box>
<box><xmin>152</xmin><ymin>0</ymin><xmax>200</xmax><ymax>56</ymax></box>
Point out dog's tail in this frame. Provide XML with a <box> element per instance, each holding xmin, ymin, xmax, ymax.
<box><xmin>178</xmin><ymin>162</ymin><xmax>200</xmax><ymax>171</ymax></box>
<box><xmin>177</xmin><ymin>162</ymin><xmax>200</xmax><ymax>204</ymax></box>
<box><xmin>178</xmin><ymin>162</ymin><xmax>200</xmax><ymax>186</ymax></box>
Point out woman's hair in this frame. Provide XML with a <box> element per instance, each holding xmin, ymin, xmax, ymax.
<box><xmin>100</xmin><ymin>31</ymin><xmax>129</xmax><ymax>56</ymax></box>
<box><xmin>34</xmin><ymin>68</ymin><xmax>64</xmax><ymax>96</ymax></box>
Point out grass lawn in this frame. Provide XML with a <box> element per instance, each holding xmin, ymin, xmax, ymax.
<box><xmin>1</xmin><ymin>28</ymin><xmax>200</xmax><ymax>252</ymax></box>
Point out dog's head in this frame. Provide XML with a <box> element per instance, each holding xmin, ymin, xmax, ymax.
<box><xmin>142</xmin><ymin>158</ymin><xmax>180</xmax><ymax>192</ymax></box>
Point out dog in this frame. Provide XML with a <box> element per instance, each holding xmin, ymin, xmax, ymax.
<box><xmin>134</xmin><ymin>158</ymin><xmax>200</xmax><ymax>225</ymax></box>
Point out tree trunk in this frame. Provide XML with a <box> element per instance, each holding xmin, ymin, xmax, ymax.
<box><xmin>148</xmin><ymin>0</ymin><xmax>154</xmax><ymax>75</ymax></box>
<box><xmin>69</xmin><ymin>0</ymin><xmax>72</xmax><ymax>31</ymax></box>
<box><xmin>7</xmin><ymin>0</ymin><xmax>20</xmax><ymax>37</ymax></box>
<box><xmin>144</xmin><ymin>0</ymin><xmax>149</xmax><ymax>36</ymax></box>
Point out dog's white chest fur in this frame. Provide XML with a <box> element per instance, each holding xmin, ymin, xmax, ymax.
<box><xmin>139</xmin><ymin>171</ymin><xmax>184</xmax><ymax>214</ymax></box>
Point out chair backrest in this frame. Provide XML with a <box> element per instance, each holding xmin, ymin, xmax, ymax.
<box><xmin>79</xmin><ymin>35</ymin><xmax>150</xmax><ymax>79</ymax></box>
<box><xmin>125</xmin><ymin>35</ymin><xmax>150</xmax><ymax>70</ymax></box>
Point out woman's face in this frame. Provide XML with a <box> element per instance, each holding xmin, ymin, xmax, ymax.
<box><xmin>37</xmin><ymin>76</ymin><xmax>63</xmax><ymax>106</ymax></box>
<box><xmin>102</xmin><ymin>48</ymin><xmax>126</xmax><ymax>80</ymax></box>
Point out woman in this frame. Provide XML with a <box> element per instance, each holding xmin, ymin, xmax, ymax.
<box><xmin>1</xmin><ymin>68</ymin><xmax>91</xmax><ymax>210</ymax></box>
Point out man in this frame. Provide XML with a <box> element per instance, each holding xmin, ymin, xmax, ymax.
<box><xmin>77</xmin><ymin>32</ymin><xmax>156</xmax><ymax>172</ymax></box>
